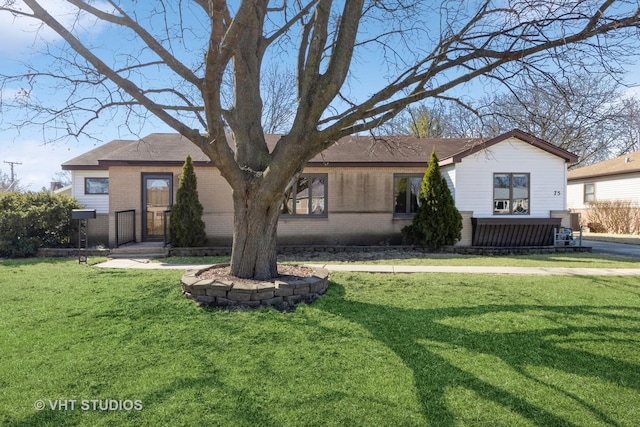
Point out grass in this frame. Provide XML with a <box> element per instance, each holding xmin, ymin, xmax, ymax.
<box><xmin>164</xmin><ymin>252</ymin><xmax>640</xmax><ymax>268</ymax></box>
<box><xmin>582</xmin><ymin>232</ymin><xmax>640</xmax><ymax>245</ymax></box>
<box><xmin>1</xmin><ymin>258</ymin><xmax>639</xmax><ymax>426</ymax></box>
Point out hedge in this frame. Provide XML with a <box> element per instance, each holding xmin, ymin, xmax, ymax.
<box><xmin>0</xmin><ymin>192</ymin><xmax>83</xmax><ymax>258</ymax></box>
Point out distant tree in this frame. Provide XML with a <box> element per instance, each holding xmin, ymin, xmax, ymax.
<box><xmin>0</xmin><ymin>168</ymin><xmax>24</xmax><ymax>192</ymax></box>
<box><xmin>52</xmin><ymin>171</ymin><xmax>72</xmax><ymax>186</ymax></box>
<box><xmin>260</xmin><ymin>64</ymin><xmax>298</xmax><ymax>134</ymax></box>
<box><xmin>170</xmin><ymin>156</ymin><xmax>207</xmax><ymax>247</ymax></box>
<box><xmin>0</xmin><ymin>170</ymin><xmax>12</xmax><ymax>192</ymax></box>
<box><xmin>434</xmin><ymin>73</ymin><xmax>640</xmax><ymax>164</ymax></box>
<box><xmin>404</xmin><ymin>105</ymin><xmax>444</xmax><ymax>138</ymax></box>
<box><xmin>402</xmin><ymin>151</ymin><xmax>461</xmax><ymax>250</ymax></box>
<box><xmin>380</xmin><ymin>104</ymin><xmax>444</xmax><ymax>138</ymax></box>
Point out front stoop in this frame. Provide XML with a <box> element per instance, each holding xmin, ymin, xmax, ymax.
<box><xmin>110</xmin><ymin>244</ymin><xmax>169</xmax><ymax>259</ymax></box>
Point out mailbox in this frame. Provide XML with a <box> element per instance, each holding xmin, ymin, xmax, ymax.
<box><xmin>72</xmin><ymin>209</ymin><xmax>96</xmax><ymax>219</ymax></box>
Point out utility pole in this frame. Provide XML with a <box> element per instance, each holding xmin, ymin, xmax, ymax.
<box><xmin>3</xmin><ymin>160</ymin><xmax>22</xmax><ymax>182</ymax></box>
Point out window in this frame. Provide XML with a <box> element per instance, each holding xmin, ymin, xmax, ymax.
<box><xmin>281</xmin><ymin>174</ymin><xmax>327</xmax><ymax>216</ymax></box>
<box><xmin>394</xmin><ymin>175</ymin><xmax>422</xmax><ymax>215</ymax></box>
<box><xmin>584</xmin><ymin>183</ymin><xmax>595</xmax><ymax>203</ymax></box>
<box><xmin>84</xmin><ymin>178</ymin><xmax>109</xmax><ymax>194</ymax></box>
<box><xmin>493</xmin><ymin>173</ymin><xmax>529</xmax><ymax>215</ymax></box>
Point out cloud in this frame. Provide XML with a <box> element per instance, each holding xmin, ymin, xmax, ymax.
<box><xmin>0</xmin><ymin>0</ymin><xmax>111</xmax><ymax>56</ymax></box>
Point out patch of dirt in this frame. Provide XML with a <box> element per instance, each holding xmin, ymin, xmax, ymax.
<box><xmin>197</xmin><ymin>264</ymin><xmax>315</xmax><ymax>285</ymax></box>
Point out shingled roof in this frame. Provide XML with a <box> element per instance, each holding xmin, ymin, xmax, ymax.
<box><xmin>568</xmin><ymin>150</ymin><xmax>640</xmax><ymax>181</ymax></box>
<box><xmin>61</xmin><ymin>139</ymin><xmax>132</xmax><ymax>170</ymax></box>
<box><xmin>62</xmin><ymin>129</ymin><xmax>576</xmax><ymax>170</ymax></box>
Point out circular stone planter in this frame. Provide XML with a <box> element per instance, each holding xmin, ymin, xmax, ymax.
<box><xmin>180</xmin><ymin>264</ymin><xmax>330</xmax><ymax>310</ymax></box>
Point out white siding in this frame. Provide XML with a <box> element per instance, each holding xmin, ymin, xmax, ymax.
<box><xmin>568</xmin><ymin>173</ymin><xmax>640</xmax><ymax>210</ymax></box>
<box><xmin>453</xmin><ymin>138</ymin><xmax>568</xmax><ymax>217</ymax></box>
<box><xmin>71</xmin><ymin>170</ymin><xmax>109</xmax><ymax>214</ymax></box>
<box><xmin>441</xmin><ymin>165</ymin><xmax>456</xmax><ymax>199</ymax></box>
<box><xmin>567</xmin><ymin>181</ymin><xmax>587</xmax><ymax>210</ymax></box>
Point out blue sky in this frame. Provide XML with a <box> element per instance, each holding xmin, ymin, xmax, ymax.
<box><xmin>1</xmin><ymin>1</ymin><xmax>639</xmax><ymax>191</ymax></box>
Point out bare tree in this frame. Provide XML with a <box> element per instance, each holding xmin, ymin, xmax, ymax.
<box><xmin>480</xmin><ymin>73</ymin><xmax>640</xmax><ymax>165</ymax></box>
<box><xmin>414</xmin><ymin>73</ymin><xmax>640</xmax><ymax>164</ymax></box>
<box><xmin>0</xmin><ymin>168</ymin><xmax>24</xmax><ymax>192</ymax></box>
<box><xmin>1</xmin><ymin>1</ymin><xmax>639</xmax><ymax>279</ymax></box>
<box><xmin>260</xmin><ymin>64</ymin><xmax>297</xmax><ymax>134</ymax></box>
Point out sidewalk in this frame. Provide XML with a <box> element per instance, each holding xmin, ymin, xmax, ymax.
<box><xmin>95</xmin><ymin>258</ymin><xmax>215</xmax><ymax>270</ymax></box>
<box><xmin>94</xmin><ymin>258</ymin><xmax>640</xmax><ymax>275</ymax></box>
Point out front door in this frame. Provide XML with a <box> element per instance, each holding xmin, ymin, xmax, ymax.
<box><xmin>142</xmin><ymin>174</ymin><xmax>173</xmax><ymax>241</ymax></box>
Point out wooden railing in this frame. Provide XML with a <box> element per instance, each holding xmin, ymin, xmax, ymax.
<box><xmin>471</xmin><ymin>217</ymin><xmax>561</xmax><ymax>246</ymax></box>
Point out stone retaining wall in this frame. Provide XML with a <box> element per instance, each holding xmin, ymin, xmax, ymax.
<box><xmin>38</xmin><ymin>244</ymin><xmax>591</xmax><ymax>258</ymax></box>
<box><xmin>37</xmin><ymin>248</ymin><xmax>111</xmax><ymax>257</ymax></box>
<box><xmin>181</xmin><ymin>265</ymin><xmax>330</xmax><ymax>310</ymax></box>
<box><xmin>454</xmin><ymin>246</ymin><xmax>591</xmax><ymax>255</ymax></box>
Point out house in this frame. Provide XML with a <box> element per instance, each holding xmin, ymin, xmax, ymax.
<box><xmin>567</xmin><ymin>150</ymin><xmax>640</xmax><ymax>230</ymax></box>
<box><xmin>61</xmin><ymin>129</ymin><xmax>577</xmax><ymax>248</ymax></box>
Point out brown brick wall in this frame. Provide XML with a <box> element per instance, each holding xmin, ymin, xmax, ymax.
<box><xmin>87</xmin><ymin>213</ymin><xmax>109</xmax><ymax>247</ymax></box>
<box><xmin>106</xmin><ymin>165</ymin><xmax>451</xmax><ymax>246</ymax></box>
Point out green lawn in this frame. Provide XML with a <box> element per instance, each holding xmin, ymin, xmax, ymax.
<box><xmin>1</xmin><ymin>258</ymin><xmax>639</xmax><ymax>426</ymax></box>
<box><xmin>316</xmin><ymin>252</ymin><xmax>640</xmax><ymax>267</ymax></box>
<box><xmin>165</xmin><ymin>252</ymin><xmax>640</xmax><ymax>268</ymax></box>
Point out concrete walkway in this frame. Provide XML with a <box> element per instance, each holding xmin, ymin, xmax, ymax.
<box><xmin>94</xmin><ymin>258</ymin><xmax>640</xmax><ymax>275</ymax></box>
<box><xmin>315</xmin><ymin>264</ymin><xmax>640</xmax><ymax>275</ymax></box>
<box><xmin>95</xmin><ymin>258</ymin><xmax>215</xmax><ymax>270</ymax></box>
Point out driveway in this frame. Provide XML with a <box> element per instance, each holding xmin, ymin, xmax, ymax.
<box><xmin>583</xmin><ymin>240</ymin><xmax>640</xmax><ymax>259</ymax></box>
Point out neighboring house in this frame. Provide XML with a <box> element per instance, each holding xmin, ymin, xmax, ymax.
<box><xmin>567</xmin><ymin>150</ymin><xmax>640</xmax><ymax>227</ymax></box>
<box><xmin>53</xmin><ymin>184</ymin><xmax>72</xmax><ymax>197</ymax></box>
<box><xmin>62</xmin><ymin>129</ymin><xmax>577</xmax><ymax>248</ymax></box>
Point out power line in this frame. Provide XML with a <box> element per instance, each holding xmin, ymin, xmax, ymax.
<box><xmin>3</xmin><ymin>161</ymin><xmax>22</xmax><ymax>182</ymax></box>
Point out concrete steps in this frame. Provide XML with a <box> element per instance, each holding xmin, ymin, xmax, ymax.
<box><xmin>110</xmin><ymin>243</ymin><xmax>168</xmax><ymax>259</ymax></box>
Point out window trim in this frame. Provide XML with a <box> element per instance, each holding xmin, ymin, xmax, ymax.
<box><xmin>583</xmin><ymin>182</ymin><xmax>595</xmax><ymax>204</ymax></box>
<box><xmin>280</xmin><ymin>173</ymin><xmax>328</xmax><ymax>218</ymax></box>
<box><xmin>84</xmin><ymin>177</ymin><xmax>109</xmax><ymax>195</ymax></box>
<box><xmin>493</xmin><ymin>173</ymin><xmax>530</xmax><ymax>215</ymax></box>
<box><xmin>393</xmin><ymin>174</ymin><xmax>423</xmax><ymax>218</ymax></box>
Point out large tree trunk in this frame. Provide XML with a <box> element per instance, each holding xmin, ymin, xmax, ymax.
<box><xmin>230</xmin><ymin>187</ymin><xmax>282</xmax><ymax>280</ymax></box>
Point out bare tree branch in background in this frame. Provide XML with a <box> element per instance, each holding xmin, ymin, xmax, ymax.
<box><xmin>260</xmin><ymin>64</ymin><xmax>297</xmax><ymax>134</ymax></box>
<box><xmin>424</xmin><ymin>72</ymin><xmax>640</xmax><ymax>166</ymax></box>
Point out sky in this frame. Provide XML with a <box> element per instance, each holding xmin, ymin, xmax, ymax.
<box><xmin>1</xmin><ymin>1</ymin><xmax>640</xmax><ymax>191</ymax></box>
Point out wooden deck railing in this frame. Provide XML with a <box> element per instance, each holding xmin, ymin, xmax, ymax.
<box><xmin>471</xmin><ymin>217</ymin><xmax>561</xmax><ymax>246</ymax></box>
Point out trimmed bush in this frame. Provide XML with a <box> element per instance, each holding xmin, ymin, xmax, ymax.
<box><xmin>170</xmin><ymin>155</ymin><xmax>207</xmax><ymax>247</ymax></box>
<box><xmin>0</xmin><ymin>192</ymin><xmax>82</xmax><ymax>257</ymax></box>
<box><xmin>402</xmin><ymin>150</ymin><xmax>462</xmax><ymax>250</ymax></box>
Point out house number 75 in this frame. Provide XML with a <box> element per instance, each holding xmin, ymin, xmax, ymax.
<box><xmin>554</xmin><ymin>191</ymin><xmax>561</xmax><ymax>196</ymax></box>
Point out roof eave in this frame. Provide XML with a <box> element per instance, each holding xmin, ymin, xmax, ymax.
<box><xmin>568</xmin><ymin>169</ymin><xmax>640</xmax><ymax>181</ymax></box>
<box><xmin>447</xmin><ymin>129</ymin><xmax>578</xmax><ymax>164</ymax></box>
<box><xmin>97</xmin><ymin>160</ymin><xmax>214</xmax><ymax>167</ymax></box>
<box><xmin>61</xmin><ymin>164</ymin><xmax>108</xmax><ymax>171</ymax></box>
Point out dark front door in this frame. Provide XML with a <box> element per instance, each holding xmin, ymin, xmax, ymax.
<box><xmin>142</xmin><ymin>174</ymin><xmax>173</xmax><ymax>241</ymax></box>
